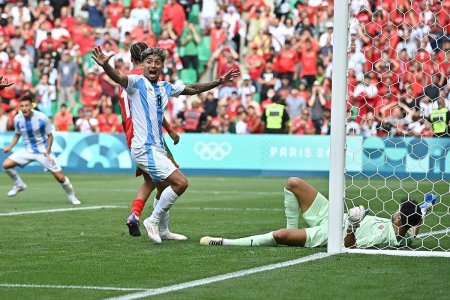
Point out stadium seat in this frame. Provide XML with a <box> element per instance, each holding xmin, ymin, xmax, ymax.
<box><xmin>198</xmin><ymin>36</ymin><xmax>211</xmax><ymax>62</ymax></box>
<box><xmin>179</xmin><ymin>68</ymin><xmax>197</xmax><ymax>85</ymax></box>
<box><xmin>197</xmin><ymin>36</ymin><xmax>211</xmax><ymax>74</ymax></box>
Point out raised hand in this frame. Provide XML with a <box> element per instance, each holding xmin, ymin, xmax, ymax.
<box><xmin>219</xmin><ymin>69</ymin><xmax>241</xmax><ymax>84</ymax></box>
<box><xmin>0</xmin><ymin>76</ymin><xmax>14</xmax><ymax>90</ymax></box>
<box><xmin>91</xmin><ymin>46</ymin><xmax>114</xmax><ymax>68</ymax></box>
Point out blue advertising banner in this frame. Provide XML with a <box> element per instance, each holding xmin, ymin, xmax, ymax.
<box><xmin>0</xmin><ymin>132</ymin><xmax>449</xmax><ymax>178</ymax></box>
<box><xmin>0</xmin><ymin>132</ymin><xmax>133</xmax><ymax>173</ymax></box>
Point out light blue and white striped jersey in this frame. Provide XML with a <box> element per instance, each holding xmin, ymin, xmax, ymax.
<box><xmin>125</xmin><ymin>75</ymin><xmax>185</xmax><ymax>149</ymax></box>
<box><xmin>14</xmin><ymin>110</ymin><xmax>52</xmax><ymax>154</ymax></box>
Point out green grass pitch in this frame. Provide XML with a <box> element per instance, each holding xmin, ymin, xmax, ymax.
<box><xmin>0</xmin><ymin>174</ymin><xmax>449</xmax><ymax>299</ymax></box>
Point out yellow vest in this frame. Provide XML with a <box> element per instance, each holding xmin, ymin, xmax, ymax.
<box><xmin>265</xmin><ymin>104</ymin><xmax>285</xmax><ymax>129</ymax></box>
<box><xmin>430</xmin><ymin>108</ymin><xmax>448</xmax><ymax>134</ymax></box>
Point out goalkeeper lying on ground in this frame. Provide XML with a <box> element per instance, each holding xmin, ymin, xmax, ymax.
<box><xmin>200</xmin><ymin>177</ymin><xmax>437</xmax><ymax>248</ymax></box>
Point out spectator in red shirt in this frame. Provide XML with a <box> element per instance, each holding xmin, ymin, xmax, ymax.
<box><xmin>298</xmin><ymin>36</ymin><xmax>319</xmax><ymax>88</ymax></box>
<box><xmin>5</xmin><ymin>50</ymin><xmax>22</xmax><ymax>74</ymax></box>
<box><xmin>210</xmin><ymin>17</ymin><xmax>227</xmax><ymax>52</ymax></box>
<box><xmin>60</xmin><ymin>5</ymin><xmax>77</xmax><ymax>32</ymax></box>
<box><xmin>246</xmin><ymin>104</ymin><xmax>263</xmax><ymax>133</ymax></box>
<box><xmin>130</xmin><ymin>0</ymin><xmax>150</xmax><ymax>9</ymax></box>
<box><xmin>130</xmin><ymin>20</ymin><xmax>147</xmax><ymax>43</ymax></box>
<box><xmin>226</xmin><ymin>91</ymin><xmax>242</xmax><ymax>121</ymax></box>
<box><xmin>81</xmin><ymin>73</ymin><xmax>102</xmax><ymax>112</ymax></box>
<box><xmin>276</xmin><ymin>39</ymin><xmax>299</xmax><ymax>83</ymax></box>
<box><xmin>38</xmin><ymin>32</ymin><xmax>59</xmax><ymax>56</ymax></box>
<box><xmin>217</xmin><ymin>52</ymin><xmax>241</xmax><ymax>99</ymax></box>
<box><xmin>54</xmin><ymin>103</ymin><xmax>73</xmax><ymax>131</ymax></box>
<box><xmin>71</xmin><ymin>16</ymin><xmax>94</xmax><ymax>50</ymax></box>
<box><xmin>105</xmin><ymin>0</ymin><xmax>125</xmax><ymax>27</ymax></box>
<box><xmin>245</xmin><ymin>44</ymin><xmax>265</xmax><ymax>83</ymax></box>
<box><xmin>97</xmin><ymin>105</ymin><xmax>119</xmax><ymax>133</ymax></box>
<box><xmin>290</xmin><ymin>108</ymin><xmax>315</xmax><ymax>135</ymax></box>
<box><xmin>0</xmin><ymin>65</ymin><xmax>19</xmax><ymax>104</ymax></box>
<box><xmin>162</xmin><ymin>0</ymin><xmax>186</xmax><ymax>37</ymax></box>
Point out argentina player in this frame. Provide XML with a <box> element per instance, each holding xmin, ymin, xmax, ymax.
<box><xmin>92</xmin><ymin>45</ymin><xmax>239</xmax><ymax>243</ymax></box>
<box><xmin>2</xmin><ymin>93</ymin><xmax>80</xmax><ymax>205</ymax></box>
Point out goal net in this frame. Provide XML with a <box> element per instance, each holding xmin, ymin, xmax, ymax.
<box><xmin>328</xmin><ymin>0</ymin><xmax>450</xmax><ymax>257</ymax></box>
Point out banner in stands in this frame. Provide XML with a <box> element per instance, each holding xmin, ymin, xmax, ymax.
<box><xmin>0</xmin><ymin>133</ymin><xmax>448</xmax><ymax>178</ymax></box>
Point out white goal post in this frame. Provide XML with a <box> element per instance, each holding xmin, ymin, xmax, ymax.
<box><xmin>327</xmin><ymin>0</ymin><xmax>450</xmax><ymax>257</ymax></box>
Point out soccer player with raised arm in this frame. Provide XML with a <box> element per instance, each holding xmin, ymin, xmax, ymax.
<box><xmin>92</xmin><ymin>45</ymin><xmax>239</xmax><ymax>243</ymax></box>
<box><xmin>119</xmin><ymin>42</ymin><xmax>185</xmax><ymax>240</ymax></box>
<box><xmin>2</xmin><ymin>93</ymin><xmax>80</xmax><ymax>205</ymax></box>
<box><xmin>200</xmin><ymin>177</ymin><xmax>436</xmax><ymax>248</ymax></box>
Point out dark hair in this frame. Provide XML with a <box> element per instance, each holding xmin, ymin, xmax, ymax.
<box><xmin>399</xmin><ymin>199</ymin><xmax>422</xmax><ymax>228</ymax></box>
<box><xmin>130</xmin><ymin>42</ymin><xmax>148</xmax><ymax>64</ymax></box>
<box><xmin>19</xmin><ymin>91</ymin><xmax>34</xmax><ymax>103</ymax></box>
<box><xmin>141</xmin><ymin>47</ymin><xmax>166</xmax><ymax>62</ymax></box>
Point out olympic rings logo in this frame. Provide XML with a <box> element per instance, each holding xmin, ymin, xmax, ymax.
<box><xmin>194</xmin><ymin>142</ymin><xmax>232</xmax><ymax>161</ymax></box>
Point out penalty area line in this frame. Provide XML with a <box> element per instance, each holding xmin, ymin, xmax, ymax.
<box><xmin>0</xmin><ymin>205</ymin><xmax>127</xmax><ymax>216</ymax></box>
<box><xmin>105</xmin><ymin>252</ymin><xmax>332</xmax><ymax>300</ymax></box>
<box><xmin>0</xmin><ymin>283</ymin><xmax>147</xmax><ymax>292</ymax></box>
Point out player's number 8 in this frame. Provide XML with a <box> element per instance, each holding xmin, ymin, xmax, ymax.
<box><xmin>157</xmin><ymin>95</ymin><xmax>162</xmax><ymax>107</ymax></box>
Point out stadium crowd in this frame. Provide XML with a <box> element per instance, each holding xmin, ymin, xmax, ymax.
<box><xmin>0</xmin><ymin>0</ymin><xmax>449</xmax><ymax>137</ymax></box>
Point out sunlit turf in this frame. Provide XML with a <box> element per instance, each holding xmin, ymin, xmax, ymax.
<box><xmin>0</xmin><ymin>174</ymin><xmax>448</xmax><ymax>299</ymax></box>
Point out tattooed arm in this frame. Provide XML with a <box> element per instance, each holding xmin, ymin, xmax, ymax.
<box><xmin>181</xmin><ymin>69</ymin><xmax>240</xmax><ymax>95</ymax></box>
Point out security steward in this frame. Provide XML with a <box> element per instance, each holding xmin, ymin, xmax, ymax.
<box><xmin>261</xmin><ymin>94</ymin><xmax>290</xmax><ymax>133</ymax></box>
<box><xmin>429</xmin><ymin>97</ymin><xmax>450</xmax><ymax>137</ymax></box>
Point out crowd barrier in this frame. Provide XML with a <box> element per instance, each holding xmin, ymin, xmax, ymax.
<box><xmin>0</xmin><ymin>133</ymin><xmax>448</xmax><ymax>178</ymax></box>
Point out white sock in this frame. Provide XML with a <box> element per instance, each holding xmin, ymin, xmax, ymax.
<box><xmin>61</xmin><ymin>177</ymin><xmax>75</xmax><ymax>197</ymax></box>
<box><xmin>151</xmin><ymin>186</ymin><xmax>179</xmax><ymax>221</ymax></box>
<box><xmin>284</xmin><ymin>187</ymin><xmax>299</xmax><ymax>229</ymax></box>
<box><xmin>154</xmin><ymin>197</ymin><xmax>169</xmax><ymax>232</ymax></box>
<box><xmin>4</xmin><ymin>168</ymin><xmax>25</xmax><ymax>187</ymax></box>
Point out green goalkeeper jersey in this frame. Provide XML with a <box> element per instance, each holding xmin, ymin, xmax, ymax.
<box><xmin>347</xmin><ymin>215</ymin><xmax>415</xmax><ymax>248</ymax></box>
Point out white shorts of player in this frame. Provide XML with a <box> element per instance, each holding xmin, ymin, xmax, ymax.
<box><xmin>9</xmin><ymin>149</ymin><xmax>62</xmax><ymax>173</ymax></box>
<box><xmin>131</xmin><ymin>145</ymin><xmax>177</xmax><ymax>183</ymax></box>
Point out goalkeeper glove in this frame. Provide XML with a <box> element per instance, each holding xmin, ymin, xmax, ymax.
<box><xmin>347</xmin><ymin>205</ymin><xmax>368</xmax><ymax>231</ymax></box>
<box><xmin>420</xmin><ymin>193</ymin><xmax>437</xmax><ymax>217</ymax></box>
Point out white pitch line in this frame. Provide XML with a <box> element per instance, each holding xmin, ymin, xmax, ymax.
<box><xmin>178</xmin><ymin>207</ymin><xmax>283</xmax><ymax>212</ymax></box>
<box><xmin>0</xmin><ymin>206</ymin><xmax>127</xmax><ymax>216</ymax></box>
<box><xmin>19</xmin><ymin>187</ymin><xmax>282</xmax><ymax>196</ymax></box>
<box><xmin>105</xmin><ymin>252</ymin><xmax>331</xmax><ymax>300</ymax></box>
<box><xmin>417</xmin><ymin>228</ymin><xmax>450</xmax><ymax>238</ymax></box>
<box><xmin>0</xmin><ymin>283</ymin><xmax>147</xmax><ymax>292</ymax></box>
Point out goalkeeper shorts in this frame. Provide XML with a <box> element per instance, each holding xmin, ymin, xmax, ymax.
<box><xmin>303</xmin><ymin>192</ymin><xmax>329</xmax><ymax>248</ymax></box>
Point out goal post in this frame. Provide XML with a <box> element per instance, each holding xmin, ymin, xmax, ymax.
<box><xmin>327</xmin><ymin>1</ymin><xmax>450</xmax><ymax>257</ymax></box>
<box><xmin>327</xmin><ymin>0</ymin><xmax>350</xmax><ymax>254</ymax></box>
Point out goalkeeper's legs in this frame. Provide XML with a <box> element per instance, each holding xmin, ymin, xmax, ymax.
<box><xmin>272</xmin><ymin>229</ymin><xmax>307</xmax><ymax>246</ymax></box>
<box><xmin>200</xmin><ymin>232</ymin><xmax>277</xmax><ymax>246</ymax></box>
<box><xmin>285</xmin><ymin>177</ymin><xmax>319</xmax><ymax>214</ymax></box>
<box><xmin>200</xmin><ymin>229</ymin><xmax>308</xmax><ymax>247</ymax></box>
